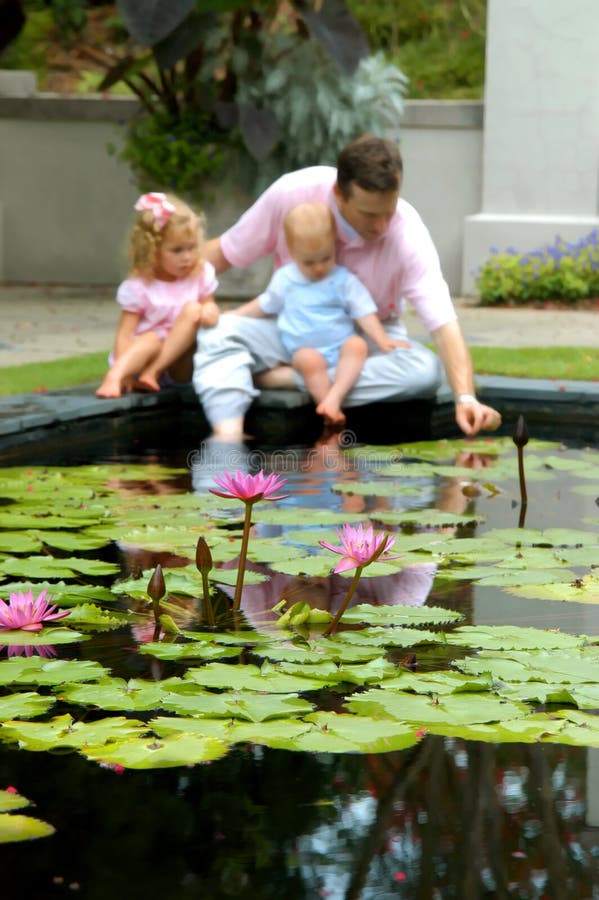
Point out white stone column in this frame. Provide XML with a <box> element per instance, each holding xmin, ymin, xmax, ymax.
<box><xmin>462</xmin><ymin>0</ymin><xmax>599</xmax><ymax>293</ymax></box>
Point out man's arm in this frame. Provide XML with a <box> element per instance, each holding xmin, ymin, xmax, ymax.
<box><xmin>203</xmin><ymin>238</ymin><xmax>230</xmax><ymax>275</ymax></box>
<box><xmin>431</xmin><ymin>320</ymin><xmax>501</xmax><ymax>435</ymax></box>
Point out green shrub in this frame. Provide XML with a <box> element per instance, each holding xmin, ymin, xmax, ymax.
<box><xmin>347</xmin><ymin>0</ymin><xmax>486</xmax><ymax>98</ymax></box>
<box><xmin>475</xmin><ymin>231</ymin><xmax>599</xmax><ymax>306</ymax></box>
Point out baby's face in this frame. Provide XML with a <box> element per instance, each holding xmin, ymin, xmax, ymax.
<box><xmin>291</xmin><ymin>232</ymin><xmax>336</xmax><ymax>282</ymax></box>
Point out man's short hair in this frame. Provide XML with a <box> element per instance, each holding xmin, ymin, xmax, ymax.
<box><xmin>336</xmin><ymin>135</ymin><xmax>403</xmax><ymax>197</ymax></box>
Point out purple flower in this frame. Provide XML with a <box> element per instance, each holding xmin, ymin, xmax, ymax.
<box><xmin>319</xmin><ymin>523</ymin><xmax>399</xmax><ymax>574</ymax></box>
<box><xmin>210</xmin><ymin>470</ymin><xmax>288</xmax><ymax>504</ymax></box>
<box><xmin>0</xmin><ymin>590</ymin><xmax>71</xmax><ymax>633</ymax></box>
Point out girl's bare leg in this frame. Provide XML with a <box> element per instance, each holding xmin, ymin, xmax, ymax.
<box><xmin>137</xmin><ymin>303</ymin><xmax>200</xmax><ymax>391</ymax></box>
<box><xmin>96</xmin><ymin>332</ymin><xmax>162</xmax><ymax>398</ymax></box>
<box><xmin>315</xmin><ymin>335</ymin><xmax>368</xmax><ymax>427</ymax></box>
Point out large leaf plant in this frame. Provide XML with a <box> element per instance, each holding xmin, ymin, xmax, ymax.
<box><xmin>102</xmin><ymin>0</ymin><xmax>407</xmax><ymax>200</ymax></box>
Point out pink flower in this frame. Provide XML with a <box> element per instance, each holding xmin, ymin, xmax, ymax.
<box><xmin>134</xmin><ymin>192</ymin><xmax>175</xmax><ymax>230</ymax></box>
<box><xmin>0</xmin><ymin>644</ymin><xmax>57</xmax><ymax>658</ymax></box>
<box><xmin>0</xmin><ymin>589</ymin><xmax>71</xmax><ymax>632</ymax></box>
<box><xmin>210</xmin><ymin>470</ymin><xmax>288</xmax><ymax>504</ymax></box>
<box><xmin>319</xmin><ymin>523</ymin><xmax>399</xmax><ymax>574</ymax></box>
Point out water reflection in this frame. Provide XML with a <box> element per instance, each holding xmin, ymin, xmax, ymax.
<box><xmin>3</xmin><ymin>436</ymin><xmax>599</xmax><ymax>895</ymax></box>
<box><xmin>1</xmin><ymin>738</ymin><xmax>597</xmax><ymax>897</ymax></box>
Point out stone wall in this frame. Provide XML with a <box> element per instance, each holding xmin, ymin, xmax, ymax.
<box><xmin>0</xmin><ymin>89</ymin><xmax>482</xmax><ymax>295</ymax></box>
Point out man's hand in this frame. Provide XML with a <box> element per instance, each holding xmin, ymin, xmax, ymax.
<box><xmin>455</xmin><ymin>397</ymin><xmax>502</xmax><ymax>436</ymax></box>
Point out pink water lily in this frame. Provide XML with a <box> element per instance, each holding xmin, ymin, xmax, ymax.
<box><xmin>320</xmin><ymin>523</ymin><xmax>399</xmax><ymax>574</ymax></box>
<box><xmin>210</xmin><ymin>470</ymin><xmax>288</xmax><ymax>612</ymax></box>
<box><xmin>210</xmin><ymin>470</ymin><xmax>288</xmax><ymax>504</ymax></box>
<box><xmin>0</xmin><ymin>589</ymin><xmax>71</xmax><ymax>632</ymax></box>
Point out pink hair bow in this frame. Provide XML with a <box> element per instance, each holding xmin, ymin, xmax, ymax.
<box><xmin>134</xmin><ymin>192</ymin><xmax>176</xmax><ymax>229</ymax></box>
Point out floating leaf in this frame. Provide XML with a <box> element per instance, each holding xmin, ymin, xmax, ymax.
<box><xmin>161</xmin><ymin>688</ymin><xmax>314</xmax><ymax>722</ymax></box>
<box><xmin>0</xmin><ymin>813</ymin><xmax>55</xmax><ymax>842</ymax></box>
<box><xmin>138</xmin><ymin>641</ymin><xmax>235</xmax><ymax>661</ymax></box>
<box><xmin>83</xmin><ymin>733</ymin><xmax>229</xmax><ymax>769</ymax></box>
<box><xmin>0</xmin><ymin>627</ymin><xmax>85</xmax><ymax>646</ymax></box>
<box><xmin>183</xmin><ymin>661</ymin><xmax>331</xmax><ymax>693</ymax></box>
<box><xmin>342</xmin><ymin>604</ymin><xmax>462</xmax><ymax>626</ymax></box>
<box><xmin>446</xmin><ymin>625</ymin><xmax>587</xmax><ymax>651</ymax></box>
<box><xmin>347</xmin><ymin>689</ymin><xmax>529</xmax><ymax>725</ymax></box>
<box><xmin>56</xmin><ymin>677</ymin><xmax>183</xmax><ymax>711</ymax></box>
<box><xmin>0</xmin><ymin>692</ymin><xmax>55</xmax><ymax>720</ymax></box>
<box><xmin>0</xmin><ymin>657</ymin><xmax>107</xmax><ymax>686</ymax></box>
<box><xmin>0</xmin><ymin>714</ymin><xmax>148</xmax><ymax>751</ymax></box>
<box><xmin>0</xmin><ymin>555</ymin><xmax>119</xmax><ymax>579</ymax></box>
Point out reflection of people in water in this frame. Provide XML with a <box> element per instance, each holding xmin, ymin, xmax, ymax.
<box><xmin>215</xmin><ymin>560</ymin><xmax>438</xmax><ymax>630</ymax></box>
<box><xmin>188</xmin><ymin>433</ymin><xmax>497</xmax><ymax>623</ymax></box>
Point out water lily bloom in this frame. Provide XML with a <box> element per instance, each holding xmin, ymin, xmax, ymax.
<box><xmin>210</xmin><ymin>470</ymin><xmax>288</xmax><ymax>612</ymax></box>
<box><xmin>210</xmin><ymin>470</ymin><xmax>288</xmax><ymax>504</ymax></box>
<box><xmin>0</xmin><ymin>589</ymin><xmax>71</xmax><ymax>632</ymax></box>
<box><xmin>320</xmin><ymin>523</ymin><xmax>399</xmax><ymax>574</ymax></box>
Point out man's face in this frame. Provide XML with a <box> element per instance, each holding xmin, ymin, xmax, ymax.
<box><xmin>333</xmin><ymin>183</ymin><xmax>399</xmax><ymax>241</ymax></box>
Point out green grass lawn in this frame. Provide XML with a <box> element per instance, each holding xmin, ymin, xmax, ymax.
<box><xmin>0</xmin><ymin>346</ymin><xmax>597</xmax><ymax>398</ymax></box>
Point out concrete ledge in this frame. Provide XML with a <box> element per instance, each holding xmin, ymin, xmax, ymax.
<box><xmin>1</xmin><ymin>374</ymin><xmax>598</xmax><ymax>464</ymax></box>
<box><xmin>0</xmin><ymin>93</ymin><xmax>140</xmax><ymax>121</ymax></box>
<box><xmin>0</xmin><ymin>93</ymin><xmax>482</xmax><ymax>128</ymax></box>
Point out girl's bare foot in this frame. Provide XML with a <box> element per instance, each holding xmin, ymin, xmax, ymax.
<box><xmin>96</xmin><ymin>374</ymin><xmax>123</xmax><ymax>398</ymax></box>
<box><xmin>134</xmin><ymin>373</ymin><xmax>161</xmax><ymax>392</ymax></box>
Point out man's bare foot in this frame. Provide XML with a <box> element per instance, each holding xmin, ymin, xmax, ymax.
<box><xmin>254</xmin><ymin>365</ymin><xmax>296</xmax><ymax>389</ymax></box>
<box><xmin>96</xmin><ymin>375</ymin><xmax>123</xmax><ymax>398</ymax></box>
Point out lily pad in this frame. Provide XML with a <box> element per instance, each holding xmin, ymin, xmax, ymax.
<box><xmin>83</xmin><ymin>732</ymin><xmax>229</xmax><ymax>769</ymax></box>
<box><xmin>0</xmin><ymin>813</ymin><xmax>55</xmax><ymax>842</ymax></box>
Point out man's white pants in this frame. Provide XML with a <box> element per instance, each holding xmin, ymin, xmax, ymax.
<box><xmin>193</xmin><ymin>315</ymin><xmax>443</xmax><ymax>427</ymax></box>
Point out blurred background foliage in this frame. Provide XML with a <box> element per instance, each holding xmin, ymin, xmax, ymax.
<box><xmin>0</xmin><ymin>1</ymin><xmax>486</xmax><ymax>199</ymax></box>
<box><xmin>1</xmin><ymin>0</ymin><xmax>487</xmax><ymax>99</ymax></box>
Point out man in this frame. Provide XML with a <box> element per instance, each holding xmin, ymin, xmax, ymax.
<box><xmin>194</xmin><ymin>135</ymin><xmax>501</xmax><ymax>440</ymax></box>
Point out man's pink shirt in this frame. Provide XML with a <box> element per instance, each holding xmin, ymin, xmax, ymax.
<box><xmin>220</xmin><ymin>166</ymin><xmax>456</xmax><ymax>333</ymax></box>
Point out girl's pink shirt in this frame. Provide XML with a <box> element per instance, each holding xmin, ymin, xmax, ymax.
<box><xmin>220</xmin><ymin>166</ymin><xmax>456</xmax><ymax>333</ymax></box>
<box><xmin>116</xmin><ymin>263</ymin><xmax>218</xmax><ymax>339</ymax></box>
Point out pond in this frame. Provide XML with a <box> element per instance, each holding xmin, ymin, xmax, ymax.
<box><xmin>1</xmin><ymin>426</ymin><xmax>599</xmax><ymax>898</ymax></box>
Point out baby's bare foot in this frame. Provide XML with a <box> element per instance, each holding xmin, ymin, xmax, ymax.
<box><xmin>316</xmin><ymin>399</ymin><xmax>346</xmax><ymax>427</ymax></box>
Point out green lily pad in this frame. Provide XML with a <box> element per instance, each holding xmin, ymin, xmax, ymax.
<box><xmin>0</xmin><ymin>657</ymin><xmax>107</xmax><ymax>686</ymax></box>
<box><xmin>347</xmin><ymin>688</ymin><xmax>529</xmax><ymax>724</ymax></box>
<box><xmin>446</xmin><ymin>625</ymin><xmax>587</xmax><ymax>651</ymax></box>
<box><xmin>183</xmin><ymin>661</ymin><xmax>331</xmax><ymax>693</ymax></box>
<box><xmin>0</xmin><ymin>813</ymin><xmax>55</xmax><ymax>842</ymax></box>
<box><xmin>0</xmin><ymin>789</ymin><xmax>31</xmax><ymax>812</ymax></box>
<box><xmin>342</xmin><ymin>604</ymin><xmax>462</xmax><ymax>626</ymax></box>
<box><xmin>0</xmin><ymin>533</ymin><xmax>43</xmax><ymax>554</ymax></box>
<box><xmin>83</xmin><ymin>732</ymin><xmax>229</xmax><ymax>768</ymax></box>
<box><xmin>0</xmin><ymin>627</ymin><xmax>85</xmax><ymax>646</ymax></box>
<box><xmin>161</xmin><ymin>687</ymin><xmax>314</xmax><ymax>721</ymax></box>
<box><xmin>0</xmin><ymin>692</ymin><xmax>55</xmax><ymax>721</ymax></box>
<box><xmin>0</xmin><ymin>714</ymin><xmax>148</xmax><ymax>751</ymax></box>
<box><xmin>138</xmin><ymin>641</ymin><xmax>235</xmax><ymax>661</ymax></box>
<box><xmin>56</xmin><ymin>676</ymin><xmax>183</xmax><ymax>711</ymax></box>
<box><xmin>0</xmin><ymin>555</ymin><xmax>119</xmax><ymax>579</ymax></box>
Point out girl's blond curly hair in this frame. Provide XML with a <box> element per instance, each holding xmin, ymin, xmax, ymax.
<box><xmin>129</xmin><ymin>194</ymin><xmax>206</xmax><ymax>280</ymax></box>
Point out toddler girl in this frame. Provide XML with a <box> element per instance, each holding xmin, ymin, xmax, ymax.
<box><xmin>96</xmin><ymin>192</ymin><xmax>219</xmax><ymax>398</ymax></box>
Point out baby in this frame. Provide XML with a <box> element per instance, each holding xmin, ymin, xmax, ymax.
<box><xmin>232</xmin><ymin>201</ymin><xmax>408</xmax><ymax>426</ymax></box>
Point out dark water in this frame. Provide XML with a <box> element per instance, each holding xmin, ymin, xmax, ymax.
<box><xmin>1</xmin><ymin>427</ymin><xmax>599</xmax><ymax>898</ymax></box>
